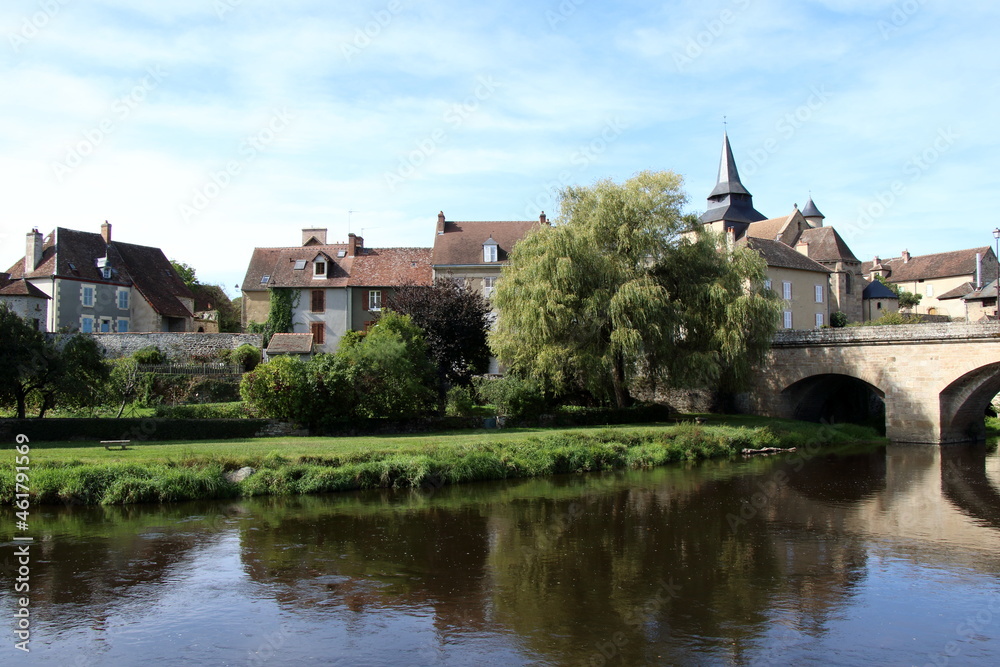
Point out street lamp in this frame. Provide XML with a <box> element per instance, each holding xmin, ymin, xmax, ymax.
<box><xmin>993</xmin><ymin>228</ymin><xmax>1000</xmax><ymax>319</ymax></box>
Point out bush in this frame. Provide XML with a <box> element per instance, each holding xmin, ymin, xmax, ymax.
<box><xmin>132</xmin><ymin>346</ymin><xmax>165</xmax><ymax>365</ymax></box>
<box><xmin>154</xmin><ymin>402</ymin><xmax>246</xmax><ymax>419</ymax></box>
<box><xmin>474</xmin><ymin>375</ymin><xmax>549</xmax><ymax>419</ymax></box>
<box><xmin>830</xmin><ymin>311</ymin><xmax>848</xmax><ymax>328</ymax></box>
<box><xmin>445</xmin><ymin>386</ymin><xmax>476</xmax><ymax>417</ymax></box>
<box><xmin>849</xmin><ymin>312</ymin><xmax>924</xmax><ymax>327</ymax></box>
<box><xmin>239</xmin><ymin>355</ymin><xmax>311</xmax><ymax>422</ymax></box>
<box><xmin>232</xmin><ymin>344</ymin><xmax>262</xmax><ymax>371</ymax></box>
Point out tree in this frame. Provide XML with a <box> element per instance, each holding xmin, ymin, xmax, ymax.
<box><xmin>170</xmin><ymin>260</ymin><xmax>198</xmax><ymax>287</ymax></box>
<box><xmin>384</xmin><ymin>280</ymin><xmax>491</xmax><ymax>391</ymax></box>
<box><xmin>35</xmin><ymin>334</ymin><xmax>108</xmax><ymax>417</ymax></box>
<box><xmin>489</xmin><ymin>170</ymin><xmax>781</xmax><ymax>408</ymax></box>
<box><xmin>874</xmin><ymin>274</ymin><xmax>922</xmax><ymax>310</ymax></box>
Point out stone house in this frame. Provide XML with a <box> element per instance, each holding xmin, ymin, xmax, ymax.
<box><xmin>862</xmin><ymin>247</ymin><xmax>998</xmax><ymax>320</ymax></box>
<box><xmin>697</xmin><ymin>131</ymin><xmax>864</xmax><ymax>328</ymax></box>
<box><xmin>431</xmin><ymin>211</ymin><xmax>548</xmax><ymax>300</ymax></box>
<box><xmin>0</xmin><ymin>272</ymin><xmax>50</xmax><ymax>330</ymax></box>
<box><xmin>860</xmin><ymin>279</ymin><xmax>899</xmax><ymax>321</ymax></box>
<box><xmin>242</xmin><ymin>229</ymin><xmax>432</xmax><ymax>353</ymax></box>
<box><xmin>4</xmin><ymin>223</ymin><xmax>194</xmax><ymax>333</ymax></box>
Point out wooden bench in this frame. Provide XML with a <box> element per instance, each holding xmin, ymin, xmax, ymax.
<box><xmin>101</xmin><ymin>440</ymin><xmax>131</xmax><ymax>451</ymax></box>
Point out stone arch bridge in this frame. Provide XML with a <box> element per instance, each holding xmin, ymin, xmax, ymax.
<box><xmin>748</xmin><ymin>323</ymin><xmax>1000</xmax><ymax>443</ymax></box>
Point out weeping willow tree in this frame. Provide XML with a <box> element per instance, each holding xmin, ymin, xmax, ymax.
<box><xmin>489</xmin><ymin>170</ymin><xmax>781</xmax><ymax>408</ymax></box>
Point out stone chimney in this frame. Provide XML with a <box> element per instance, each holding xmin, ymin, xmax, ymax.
<box><xmin>540</xmin><ymin>212</ymin><xmax>547</xmax><ymax>225</ymax></box>
<box><xmin>302</xmin><ymin>228</ymin><xmax>328</xmax><ymax>246</ymax></box>
<box><xmin>25</xmin><ymin>229</ymin><xmax>43</xmax><ymax>273</ymax></box>
<box><xmin>348</xmin><ymin>233</ymin><xmax>363</xmax><ymax>257</ymax></box>
<box><xmin>795</xmin><ymin>239</ymin><xmax>809</xmax><ymax>256</ymax></box>
<box><xmin>101</xmin><ymin>221</ymin><xmax>112</xmax><ymax>244</ymax></box>
<box><xmin>437</xmin><ymin>211</ymin><xmax>446</xmax><ymax>235</ymax></box>
<box><xmin>901</xmin><ymin>249</ymin><xmax>910</xmax><ymax>263</ymax></box>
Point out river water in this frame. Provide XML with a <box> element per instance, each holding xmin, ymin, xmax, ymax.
<box><xmin>3</xmin><ymin>442</ymin><xmax>1000</xmax><ymax>665</ymax></box>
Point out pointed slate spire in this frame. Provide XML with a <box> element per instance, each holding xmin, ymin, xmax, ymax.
<box><xmin>699</xmin><ymin>131</ymin><xmax>766</xmax><ymax>232</ymax></box>
<box><xmin>801</xmin><ymin>195</ymin><xmax>825</xmax><ymax>220</ymax></box>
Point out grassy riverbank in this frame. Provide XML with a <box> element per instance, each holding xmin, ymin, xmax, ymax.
<box><xmin>3</xmin><ymin>416</ymin><xmax>884</xmax><ymax>506</ymax></box>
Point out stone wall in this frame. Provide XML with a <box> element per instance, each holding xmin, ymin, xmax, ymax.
<box><xmin>772</xmin><ymin>322</ymin><xmax>1000</xmax><ymax>347</ymax></box>
<box><xmin>47</xmin><ymin>332</ymin><xmax>264</xmax><ymax>362</ymax></box>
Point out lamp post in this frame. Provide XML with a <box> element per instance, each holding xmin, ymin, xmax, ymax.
<box><xmin>994</xmin><ymin>228</ymin><xmax>1000</xmax><ymax>319</ymax></box>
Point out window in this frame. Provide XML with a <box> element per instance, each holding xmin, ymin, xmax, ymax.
<box><xmin>815</xmin><ymin>313</ymin><xmax>824</xmax><ymax>328</ymax></box>
<box><xmin>293</xmin><ymin>260</ymin><xmax>307</xmax><ymax>270</ymax></box>
<box><xmin>101</xmin><ymin>267</ymin><xmax>112</xmax><ymax>280</ymax></box>
<box><xmin>100</xmin><ymin>318</ymin><xmax>112</xmax><ymax>333</ymax></box>
<box><xmin>311</xmin><ymin>289</ymin><xmax>325</xmax><ymax>313</ymax></box>
<box><xmin>81</xmin><ymin>316</ymin><xmax>94</xmax><ymax>333</ymax></box>
<box><xmin>926</xmin><ymin>284</ymin><xmax>934</xmax><ymax>297</ymax></box>
<box><xmin>782</xmin><ymin>281</ymin><xmax>792</xmax><ymax>300</ymax></box>
<box><xmin>310</xmin><ymin>322</ymin><xmax>325</xmax><ymax>345</ymax></box>
<box><xmin>82</xmin><ymin>285</ymin><xmax>95</xmax><ymax>307</ymax></box>
<box><xmin>261</xmin><ymin>275</ymin><xmax>270</xmax><ymax>285</ymax></box>
<box><xmin>483</xmin><ymin>276</ymin><xmax>496</xmax><ymax>297</ymax></box>
<box><xmin>118</xmin><ymin>289</ymin><xmax>129</xmax><ymax>310</ymax></box>
<box><xmin>783</xmin><ymin>311</ymin><xmax>792</xmax><ymax>329</ymax></box>
<box><xmin>764</xmin><ymin>279</ymin><xmax>772</xmax><ymax>291</ymax></box>
<box><xmin>314</xmin><ymin>260</ymin><xmax>326</xmax><ymax>278</ymax></box>
<box><xmin>31</xmin><ymin>319</ymin><xmax>40</xmax><ymax>331</ymax></box>
<box><xmin>483</xmin><ymin>241</ymin><xmax>498</xmax><ymax>263</ymax></box>
<box><xmin>118</xmin><ymin>319</ymin><xmax>129</xmax><ymax>333</ymax></box>
<box><xmin>845</xmin><ymin>273</ymin><xmax>853</xmax><ymax>295</ymax></box>
<box><xmin>368</xmin><ymin>290</ymin><xmax>382</xmax><ymax>311</ymax></box>
<box><xmin>815</xmin><ymin>285</ymin><xmax>824</xmax><ymax>303</ymax></box>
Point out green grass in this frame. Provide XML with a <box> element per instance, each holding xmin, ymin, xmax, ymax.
<box><xmin>2</xmin><ymin>415</ymin><xmax>886</xmax><ymax>506</ymax></box>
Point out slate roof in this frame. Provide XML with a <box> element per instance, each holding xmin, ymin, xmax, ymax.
<box><xmin>861</xmin><ymin>280</ymin><xmax>898</xmax><ymax>300</ymax></box>
<box><xmin>964</xmin><ymin>280</ymin><xmax>998</xmax><ymax>302</ymax></box>
<box><xmin>699</xmin><ymin>132</ymin><xmax>767</xmax><ymax>226</ymax></box>
<box><xmin>6</xmin><ymin>227</ymin><xmax>192</xmax><ymax>318</ymax></box>
<box><xmin>861</xmin><ymin>247</ymin><xmax>992</xmax><ymax>282</ymax></box>
<box><xmin>432</xmin><ymin>218</ymin><xmax>543</xmax><ymax>267</ymax></box>
<box><xmin>0</xmin><ymin>274</ymin><xmax>49</xmax><ymax>299</ymax></box>
<box><xmin>744</xmin><ymin>238</ymin><xmax>831</xmax><ymax>274</ymax></box>
<box><xmin>266</xmin><ymin>333</ymin><xmax>314</xmax><ymax>354</ymax></box>
<box><xmin>800</xmin><ymin>196</ymin><xmax>824</xmax><ymax>219</ymax></box>
<box><xmin>798</xmin><ymin>227</ymin><xmax>859</xmax><ymax>263</ymax></box>
<box><xmin>242</xmin><ymin>245</ymin><xmax>432</xmax><ymax>291</ymax></box>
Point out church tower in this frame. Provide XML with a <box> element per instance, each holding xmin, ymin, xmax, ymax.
<box><xmin>699</xmin><ymin>131</ymin><xmax>766</xmax><ymax>237</ymax></box>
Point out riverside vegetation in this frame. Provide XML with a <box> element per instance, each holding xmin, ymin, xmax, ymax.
<box><xmin>1</xmin><ymin>416</ymin><xmax>885</xmax><ymax>506</ymax></box>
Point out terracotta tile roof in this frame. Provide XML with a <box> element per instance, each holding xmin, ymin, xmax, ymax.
<box><xmin>744</xmin><ymin>237</ymin><xmax>831</xmax><ymax>274</ymax></box>
<box><xmin>242</xmin><ymin>245</ymin><xmax>353</xmax><ymax>291</ymax></box>
<box><xmin>745</xmin><ymin>215</ymin><xmax>791</xmax><ymax>241</ymax></box>
<box><xmin>432</xmin><ymin>218</ymin><xmax>545</xmax><ymax>267</ymax></box>
<box><xmin>0</xmin><ymin>274</ymin><xmax>49</xmax><ymax>299</ymax></box>
<box><xmin>6</xmin><ymin>227</ymin><xmax>192</xmax><ymax>318</ymax></box>
<box><xmin>861</xmin><ymin>247</ymin><xmax>992</xmax><ymax>282</ymax></box>
<box><xmin>347</xmin><ymin>248</ymin><xmax>432</xmax><ymax>287</ymax></box>
<box><xmin>937</xmin><ymin>281</ymin><xmax>975</xmax><ymax>300</ymax></box>
<box><xmin>265</xmin><ymin>333</ymin><xmax>314</xmax><ymax>354</ymax></box>
<box><xmin>798</xmin><ymin>227</ymin><xmax>860</xmax><ymax>263</ymax></box>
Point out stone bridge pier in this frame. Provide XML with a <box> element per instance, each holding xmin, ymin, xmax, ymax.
<box><xmin>748</xmin><ymin>323</ymin><xmax>1000</xmax><ymax>444</ymax></box>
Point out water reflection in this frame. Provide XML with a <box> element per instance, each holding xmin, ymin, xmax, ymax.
<box><xmin>2</xmin><ymin>443</ymin><xmax>1000</xmax><ymax>665</ymax></box>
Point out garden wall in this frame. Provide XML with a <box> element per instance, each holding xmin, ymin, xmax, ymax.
<box><xmin>46</xmin><ymin>332</ymin><xmax>263</xmax><ymax>362</ymax></box>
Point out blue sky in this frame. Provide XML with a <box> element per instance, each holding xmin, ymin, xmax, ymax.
<box><xmin>2</xmin><ymin>0</ymin><xmax>998</xmax><ymax>293</ymax></box>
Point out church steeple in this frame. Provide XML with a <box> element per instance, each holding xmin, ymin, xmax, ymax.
<box><xmin>699</xmin><ymin>131</ymin><xmax>766</xmax><ymax>235</ymax></box>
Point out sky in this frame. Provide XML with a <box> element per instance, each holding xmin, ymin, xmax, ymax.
<box><xmin>2</xmin><ymin>0</ymin><xmax>998</xmax><ymax>294</ymax></box>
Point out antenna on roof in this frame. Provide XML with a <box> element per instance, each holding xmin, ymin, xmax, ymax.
<box><xmin>723</xmin><ymin>115</ymin><xmax>727</xmax><ymax>130</ymax></box>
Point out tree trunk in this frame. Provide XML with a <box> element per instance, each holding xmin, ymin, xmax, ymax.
<box><xmin>611</xmin><ymin>354</ymin><xmax>633</xmax><ymax>409</ymax></box>
<box><xmin>15</xmin><ymin>389</ymin><xmax>27</xmax><ymax>420</ymax></box>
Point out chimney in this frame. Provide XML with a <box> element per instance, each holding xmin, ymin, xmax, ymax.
<box><xmin>437</xmin><ymin>211</ymin><xmax>446</xmax><ymax>235</ymax></box>
<box><xmin>976</xmin><ymin>252</ymin><xmax>983</xmax><ymax>289</ymax></box>
<box><xmin>101</xmin><ymin>220</ymin><xmax>112</xmax><ymax>244</ymax></box>
<box><xmin>348</xmin><ymin>233</ymin><xmax>363</xmax><ymax>257</ymax></box>
<box><xmin>795</xmin><ymin>239</ymin><xmax>810</xmax><ymax>256</ymax></box>
<box><xmin>540</xmin><ymin>211</ymin><xmax>547</xmax><ymax>225</ymax></box>
<box><xmin>25</xmin><ymin>229</ymin><xmax>43</xmax><ymax>273</ymax></box>
<box><xmin>901</xmin><ymin>249</ymin><xmax>910</xmax><ymax>263</ymax></box>
<box><xmin>301</xmin><ymin>228</ymin><xmax>327</xmax><ymax>246</ymax></box>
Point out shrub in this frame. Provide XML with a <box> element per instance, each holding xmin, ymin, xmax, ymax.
<box><xmin>132</xmin><ymin>346</ymin><xmax>165</xmax><ymax>365</ymax></box>
<box><xmin>830</xmin><ymin>311</ymin><xmax>848</xmax><ymax>328</ymax></box>
<box><xmin>445</xmin><ymin>385</ymin><xmax>476</xmax><ymax>417</ymax></box>
<box><xmin>849</xmin><ymin>312</ymin><xmax>924</xmax><ymax>327</ymax></box>
<box><xmin>239</xmin><ymin>355</ymin><xmax>311</xmax><ymax>422</ymax></box>
<box><xmin>474</xmin><ymin>375</ymin><xmax>549</xmax><ymax>419</ymax></box>
<box><xmin>232</xmin><ymin>344</ymin><xmax>262</xmax><ymax>371</ymax></box>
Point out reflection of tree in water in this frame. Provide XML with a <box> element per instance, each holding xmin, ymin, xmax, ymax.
<box><xmin>941</xmin><ymin>445</ymin><xmax>1000</xmax><ymax>531</ymax></box>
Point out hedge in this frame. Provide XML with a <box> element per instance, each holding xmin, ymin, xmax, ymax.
<box><xmin>0</xmin><ymin>418</ymin><xmax>269</xmax><ymax>442</ymax></box>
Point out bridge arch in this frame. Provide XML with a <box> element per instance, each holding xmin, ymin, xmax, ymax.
<box><xmin>781</xmin><ymin>373</ymin><xmax>886</xmax><ymax>432</ymax></box>
<box><xmin>938</xmin><ymin>362</ymin><xmax>1000</xmax><ymax>442</ymax></box>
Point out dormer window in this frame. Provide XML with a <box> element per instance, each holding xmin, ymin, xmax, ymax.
<box><xmin>101</xmin><ymin>267</ymin><xmax>112</xmax><ymax>280</ymax></box>
<box><xmin>314</xmin><ymin>259</ymin><xmax>326</xmax><ymax>277</ymax></box>
<box><xmin>483</xmin><ymin>237</ymin><xmax>498</xmax><ymax>263</ymax></box>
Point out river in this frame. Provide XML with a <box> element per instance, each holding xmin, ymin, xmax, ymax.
<box><xmin>3</xmin><ymin>442</ymin><xmax>1000</xmax><ymax>665</ymax></box>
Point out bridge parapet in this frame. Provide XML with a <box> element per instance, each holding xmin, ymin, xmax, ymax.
<box><xmin>772</xmin><ymin>322</ymin><xmax>1000</xmax><ymax>348</ymax></box>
